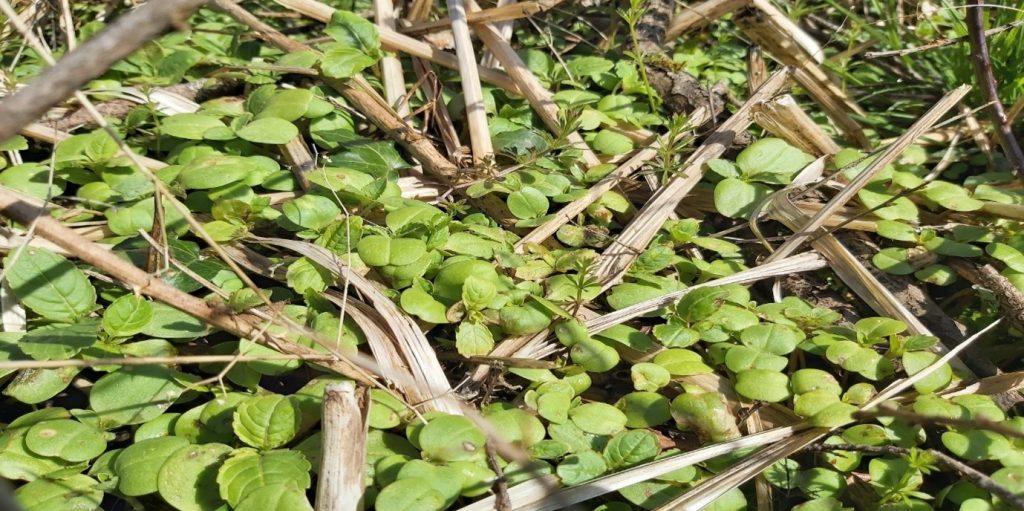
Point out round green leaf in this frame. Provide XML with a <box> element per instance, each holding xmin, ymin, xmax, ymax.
<box><xmin>114</xmin><ymin>436</ymin><xmax>189</xmax><ymax>496</ymax></box>
<box><xmin>603</xmin><ymin>430</ymin><xmax>660</xmax><ymax>468</ymax></box>
<box><xmin>735</xmin><ymin>369</ymin><xmax>790</xmax><ymax>403</ymax></box>
<box><xmin>615</xmin><ymin>391</ymin><xmax>671</xmax><ymax>429</ymax></box>
<box><xmin>178</xmin><ymin>155</ymin><xmax>250</xmax><ymax>189</ymax></box>
<box><xmin>571</xmin><ymin>338</ymin><xmax>620</xmax><ymax>372</ymax></box>
<box><xmin>791</xmin><ymin>368</ymin><xmax>842</xmax><ymax>396</ymax></box>
<box><xmin>14</xmin><ymin>474</ymin><xmax>102</xmax><ymax>511</ymax></box>
<box><xmin>987</xmin><ymin>242</ymin><xmax>1024</xmax><ymax>272</ymax></box>
<box><xmin>797</xmin><ymin>467</ymin><xmax>847</xmax><ymax>499</ymax></box>
<box><xmin>670</xmin><ymin>392</ymin><xmax>739</xmax><ymax>443</ymax></box>
<box><xmin>90</xmin><ymin>365</ymin><xmax>196</xmax><ymax>427</ymax></box>
<box><xmin>157</xmin><ymin>443</ymin><xmax>232</xmax><ymax>511</ymax></box>
<box><xmin>714</xmin><ymin>178</ymin><xmax>770</xmax><ymax>219</ymax></box>
<box><xmin>235</xmin><ymin>118</ymin><xmax>299</xmax><ymax>144</ymax></box>
<box><xmin>794</xmin><ymin>390</ymin><xmax>840</xmax><ymax>418</ymax></box>
<box><xmin>235</xmin><ymin>484</ymin><xmax>313</xmax><ymax>511</ymax></box>
<box><xmin>455</xmin><ymin>321</ymin><xmax>494</xmax><ymax>356</ymax></box>
<box><xmin>507</xmin><ymin>187</ymin><xmax>549</xmax><ymax>220</ymax></box>
<box><xmin>255</xmin><ymin>89</ymin><xmax>313</xmax><ymax>121</ymax></box>
<box><xmin>920</xmin><ymin>181</ymin><xmax>984</xmax><ymax>211</ymax></box>
<box><xmin>281</xmin><ymin>194</ymin><xmax>341</xmax><ymax>232</ymax></box>
<box><xmin>498</xmin><ymin>302</ymin><xmax>552</xmax><ymax>336</ymax></box>
<box><xmin>320</xmin><ymin>46</ymin><xmax>376</xmax><ymax>79</ymax></box>
<box><xmin>375</xmin><ymin>478</ymin><xmax>446</xmax><ymax>511</ymax></box>
<box><xmin>942</xmin><ymin>429</ymin><xmax>1009</xmax><ymax>461</ymax></box>
<box><xmin>569</xmin><ymin>402</ymin><xmax>628</xmax><ymax>436</ymax></box>
<box><xmin>740</xmin><ymin>323</ymin><xmax>804</xmax><ymax>354</ymax></box>
<box><xmin>142</xmin><ymin>302</ymin><xmax>208</xmax><ymax>339</ymax></box>
<box><xmin>736</xmin><ymin>138</ymin><xmax>813</xmax><ymax>178</ymax></box>
<box><xmin>630</xmin><ymin>362</ymin><xmax>671</xmax><ymax>392</ymax></box>
<box><xmin>483</xmin><ymin>408</ymin><xmax>546</xmax><ymax>449</ymax></box>
<box><xmin>162</xmin><ymin>114</ymin><xmax>227</xmax><ymax>140</ymax></box>
<box><xmin>233</xmin><ymin>395</ymin><xmax>302</xmax><ymax>450</ymax></box>
<box><xmin>102</xmin><ymin>294</ymin><xmax>154</xmax><ymax>337</ymax></box>
<box><xmin>724</xmin><ymin>345</ymin><xmax>788</xmax><ymax>372</ymax></box>
<box><xmin>808</xmin><ymin>402</ymin><xmax>857</xmax><ymax>428</ymax></box>
<box><xmin>216</xmin><ymin>449</ymin><xmax>311</xmax><ymax>507</ymax></box>
<box><xmin>396</xmin><ymin>460</ymin><xmax>463</xmax><ymax>506</ymax></box>
<box><xmin>903</xmin><ymin>351</ymin><xmax>952</xmax><ymax>394</ymax></box>
<box><xmin>592</xmin><ymin>129</ymin><xmax>634</xmax><ymax>155</ymax></box>
<box><xmin>914</xmin><ymin>264</ymin><xmax>956</xmax><ymax>286</ymax></box>
<box><xmin>400</xmin><ymin>287</ymin><xmax>450</xmax><ymax>324</ymax></box>
<box><xmin>389</xmin><ymin>237</ymin><xmax>428</xmax><ymax>266</ymax></box>
<box><xmin>24</xmin><ymin>419</ymin><xmax>106</xmax><ymax>463</ymax></box>
<box><xmin>449</xmin><ymin>460</ymin><xmax>496</xmax><ymax>497</ymax></box>
<box><xmin>992</xmin><ymin>466</ymin><xmax>1024</xmax><ymax>498</ymax></box>
<box><xmin>557</xmin><ymin>450</ymin><xmax>608</xmax><ymax>485</ymax></box>
<box><xmin>872</xmin><ymin>248</ymin><xmax>916</xmax><ymax>275</ymax></box>
<box><xmin>0</xmin><ymin>163</ymin><xmax>64</xmax><ymax>200</ymax></box>
<box><xmin>652</xmin><ymin>349</ymin><xmax>713</xmax><ymax>376</ymax></box>
<box><xmin>419</xmin><ymin>415</ymin><xmax>486</xmax><ymax>462</ymax></box>
<box><xmin>19</xmin><ymin>319</ymin><xmax>99</xmax><ymax>361</ymax></box>
<box><xmin>3</xmin><ymin>366</ymin><xmax>81</xmax><ymax>405</ymax></box>
<box><xmin>851</xmin><ymin>315</ymin><xmax>909</xmax><ymax>339</ymax></box>
<box><xmin>764</xmin><ymin>458</ymin><xmax>801</xmax><ymax>489</ymax></box>
<box><xmin>5</xmin><ymin>247</ymin><xmax>96</xmax><ymax>323</ymax></box>
<box><xmin>537</xmin><ymin>391</ymin><xmax>572</xmax><ymax>424</ymax></box>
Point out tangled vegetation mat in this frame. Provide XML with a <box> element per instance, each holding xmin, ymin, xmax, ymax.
<box><xmin>1</xmin><ymin>0</ymin><xmax>1024</xmax><ymax>510</ymax></box>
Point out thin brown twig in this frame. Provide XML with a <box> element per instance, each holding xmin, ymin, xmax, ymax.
<box><xmin>966</xmin><ymin>0</ymin><xmax>1024</xmax><ymax>177</ymax></box>
<box><xmin>0</xmin><ymin>0</ymin><xmax>209</xmax><ymax>144</ymax></box>
<box><xmin>486</xmin><ymin>442</ymin><xmax>512</xmax><ymax>511</ymax></box>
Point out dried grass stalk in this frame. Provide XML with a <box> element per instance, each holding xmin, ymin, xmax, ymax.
<box><xmin>735</xmin><ymin>9</ymin><xmax>869</xmax><ymax>148</ymax></box>
<box><xmin>316</xmin><ymin>381</ymin><xmax>368</xmax><ymax>511</ymax></box>
<box><xmin>585</xmin><ymin>252</ymin><xmax>826</xmax><ymax>333</ymax></box>
<box><xmin>591</xmin><ymin>67</ymin><xmax>791</xmax><ymax>290</ymax></box>
<box><xmin>746</xmin><ymin>45</ymin><xmax>767</xmax><ymax>94</ymax></box>
<box><xmin>655</xmin><ymin>428</ymin><xmax>826</xmax><ymax>510</ymax></box>
<box><xmin>274</xmin><ymin>0</ymin><xmax>647</xmax><ymax>145</ymax></box>
<box><xmin>768</xmin><ymin>195</ymin><xmax>973</xmax><ymax>376</ymax></box>
<box><xmin>458</xmin><ymin>426</ymin><xmax>806</xmax><ymax>511</ymax></box>
<box><xmin>375</xmin><ymin>0</ymin><xmax>410</xmax><ymax>117</ymax></box>
<box><xmin>766</xmin><ymin>84</ymin><xmax>971</xmax><ymax>262</ymax></box>
<box><xmin>278</xmin><ymin>135</ymin><xmax>316</xmax><ymax>191</ymax></box>
<box><xmin>515</xmin><ymin>107</ymin><xmax>709</xmax><ymax>250</ymax></box>
<box><xmin>749</xmin><ymin>0</ymin><xmax>824</xmax><ymax>61</ymax></box>
<box><xmin>274</xmin><ymin>0</ymin><xmax>522</xmax><ymax>94</ymax></box>
<box><xmin>448</xmin><ymin>0</ymin><xmax>494</xmax><ymax>163</ymax></box>
<box><xmin>0</xmin><ymin>280</ymin><xmax>25</xmax><ymax>332</ymax></box>
<box><xmin>943</xmin><ymin>370</ymin><xmax>1024</xmax><ymax>399</ymax></box>
<box><xmin>254</xmin><ymin>237</ymin><xmax>462</xmax><ymax>414</ymax></box>
<box><xmin>469</xmin><ymin>0</ymin><xmax>601</xmax><ymax>167</ymax></box>
<box><xmin>665</xmin><ymin>0</ymin><xmax>750</xmax><ymax>40</ymax></box>
<box><xmin>753</xmin><ymin>94</ymin><xmax>841</xmax><ymax>155</ymax></box>
<box><xmin>401</xmin><ymin>0</ymin><xmax>555</xmax><ymax>35</ymax></box>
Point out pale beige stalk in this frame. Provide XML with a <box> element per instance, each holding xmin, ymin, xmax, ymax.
<box><xmin>316</xmin><ymin>382</ymin><xmax>368</xmax><ymax>511</ymax></box>
<box><xmin>448</xmin><ymin>0</ymin><xmax>493</xmax><ymax>163</ymax></box>
<box><xmin>375</xmin><ymin>0</ymin><xmax>409</xmax><ymax>117</ymax></box>
<box><xmin>765</xmin><ymin>84</ymin><xmax>971</xmax><ymax>262</ymax></box>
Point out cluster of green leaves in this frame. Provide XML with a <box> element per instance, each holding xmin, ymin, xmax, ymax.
<box><xmin>3</xmin><ymin>1</ymin><xmax>1024</xmax><ymax>511</ymax></box>
<box><xmin>765</xmin><ymin>392</ymin><xmax>1024</xmax><ymax>510</ymax></box>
